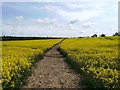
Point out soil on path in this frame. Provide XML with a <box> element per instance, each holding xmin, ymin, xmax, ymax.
<box><xmin>23</xmin><ymin>42</ymin><xmax>81</xmax><ymax>88</ymax></box>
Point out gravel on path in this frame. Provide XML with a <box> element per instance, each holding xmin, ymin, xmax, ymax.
<box><xmin>23</xmin><ymin>43</ymin><xmax>81</xmax><ymax>88</ymax></box>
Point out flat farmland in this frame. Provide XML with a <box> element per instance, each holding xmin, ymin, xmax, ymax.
<box><xmin>2</xmin><ymin>39</ymin><xmax>62</xmax><ymax>88</ymax></box>
<box><xmin>59</xmin><ymin>36</ymin><xmax>120</xmax><ymax>88</ymax></box>
<box><xmin>1</xmin><ymin>36</ymin><xmax>120</xmax><ymax>89</ymax></box>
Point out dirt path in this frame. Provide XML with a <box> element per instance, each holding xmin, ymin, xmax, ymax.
<box><xmin>23</xmin><ymin>42</ymin><xmax>81</xmax><ymax>88</ymax></box>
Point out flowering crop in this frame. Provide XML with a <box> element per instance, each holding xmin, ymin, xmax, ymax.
<box><xmin>60</xmin><ymin>36</ymin><xmax>119</xmax><ymax>88</ymax></box>
<box><xmin>2</xmin><ymin>39</ymin><xmax>62</xmax><ymax>88</ymax></box>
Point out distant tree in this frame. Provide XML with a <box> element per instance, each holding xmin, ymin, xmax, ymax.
<box><xmin>115</xmin><ymin>32</ymin><xmax>118</xmax><ymax>36</ymax></box>
<box><xmin>113</xmin><ymin>32</ymin><xmax>120</xmax><ymax>36</ymax></box>
<box><xmin>91</xmin><ymin>34</ymin><xmax>97</xmax><ymax>37</ymax></box>
<box><xmin>78</xmin><ymin>36</ymin><xmax>84</xmax><ymax>38</ymax></box>
<box><xmin>100</xmin><ymin>34</ymin><xmax>105</xmax><ymax>37</ymax></box>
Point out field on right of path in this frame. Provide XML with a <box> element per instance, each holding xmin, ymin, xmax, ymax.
<box><xmin>59</xmin><ymin>36</ymin><xmax>120</xmax><ymax>88</ymax></box>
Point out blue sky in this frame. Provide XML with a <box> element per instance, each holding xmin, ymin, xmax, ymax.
<box><xmin>1</xmin><ymin>0</ymin><xmax>118</xmax><ymax>37</ymax></box>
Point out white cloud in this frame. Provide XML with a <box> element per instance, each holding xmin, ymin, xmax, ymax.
<box><xmin>69</xmin><ymin>19</ymin><xmax>79</xmax><ymax>24</ymax></box>
<box><xmin>33</xmin><ymin>3</ymin><xmax>105</xmax><ymax>22</ymax></box>
<box><xmin>57</xmin><ymin>9</ymin><xmax>103</xmax><ymax>21</ymax></box>
<box><xmin>4</xmin><ymin>23</ymin><xmax>17</xmax><ymax>28</ymax></box>
<box><xmin>33</xmin><ymin>5</ymin><xmax>61</xmax><ymax>12</ymax></box>
<box><xmin>111</xmin><ymin>27</ymin><xmax>118</xmax><ymax>32</ymax></box>
<box><xmin>2</xmin><ymin>20</ymin><xmax>83</xmax><ymax>37</ymax></box>
<box><xmin>2</xmin><ymin>2</ymin><xmax>118</xmax><ymax>37</ymax></box>
<box><xmin>32</xmin><ymin>18</ymin><xmax>57</xmax><ymax>24</ymax></box>
<box><xmin>16</xmin><ymin>16</ymin><xmax>24</xmax><ymax>21</ymax></box>
<box><xmin>65</xmin><ymin>2</ymin><xmax>108</xmax><ymax>12</ymax></box>
<box><xmin>2</xmin><ymin>0</ymin><xmax>119</xmax><ymax>3</ymax></box>
<box><xmin>65</xmin><ymin>3</ymin><xmax>86</xmax><ymax>9</ymax></box>
<box><xmin>82</xmin><ymin>22</ymin><xmax>97</xmax><ymax>29</ymax></box>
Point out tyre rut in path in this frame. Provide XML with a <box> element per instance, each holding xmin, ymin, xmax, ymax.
<box><xmin>23</xmin><ymin>41</ymin><xmax>81</xmax><ymax>88</ymax></box>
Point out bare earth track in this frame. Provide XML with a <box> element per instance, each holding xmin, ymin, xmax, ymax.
<box><xmin>23</xmin><ymin>42</ymin><xmax>81</xmax><ymax>88</ymax></box>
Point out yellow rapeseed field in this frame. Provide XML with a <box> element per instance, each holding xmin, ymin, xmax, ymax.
<box><xmin>2</xmin><ymin>39</ymin><xmax>62</xmax><ymax>88</ymax></box>
<box><xmin>60</xmin><ymin>36</ymin><xmax>119</xmax><ymax>88</ymax></box>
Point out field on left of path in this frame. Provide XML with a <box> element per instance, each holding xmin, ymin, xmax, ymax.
<box><xmin>1</xmin><ymin>39</ymin><xmax>62</xmax><ymax>88</ymax></box>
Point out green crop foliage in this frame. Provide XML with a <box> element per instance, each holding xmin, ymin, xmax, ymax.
<box><xmin>2</xmin><ymin>39</ymin><xmax>62</xmax><ymax>88</ymax></box>
<box><xmin>60</xmin><ymin>36</ymin><xmax>119</xmax><ymax>88</ymax></box>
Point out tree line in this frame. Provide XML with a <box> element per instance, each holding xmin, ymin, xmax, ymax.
<box><xmin>1</xmin><ymin>36</ymin><xmax>63</xmax><ymax>41</ymax></box>
<box><xmin>91</xmin><ymin>32</ymin><xmax>120</xmax><ymax>38</ymax></box>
